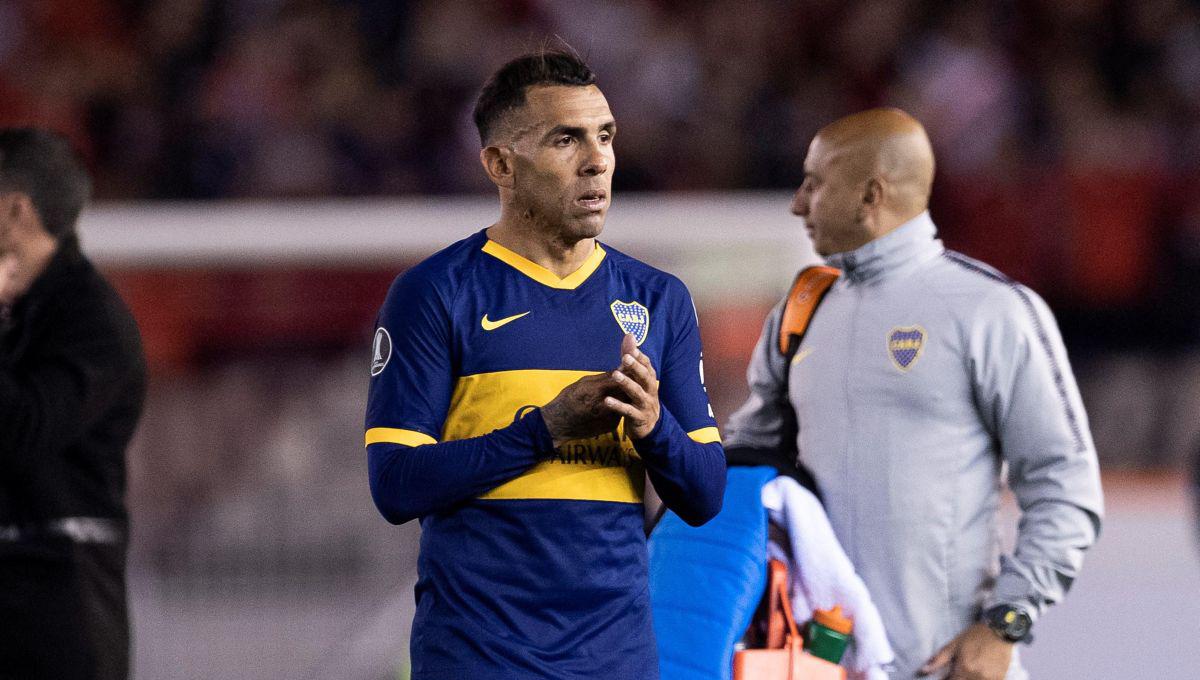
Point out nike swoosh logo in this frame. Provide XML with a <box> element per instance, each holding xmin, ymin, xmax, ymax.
<box><xmin>481</xmin><ymin>311</ymin><xmax>531</xmax><ymax>331</ymax></box>
<box><xmin>791</xmin><ymin>348</ymin><xmax>813</xmax><ymax>366</ymax></box>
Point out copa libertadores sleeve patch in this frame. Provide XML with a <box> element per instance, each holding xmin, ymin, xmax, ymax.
<box><xmin>370</xmin><ymin>327</ymin><xmax>392</xmax><ymax>376</ymax></box>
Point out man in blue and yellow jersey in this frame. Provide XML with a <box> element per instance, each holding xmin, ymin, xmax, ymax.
<box><xmin>364</xmin><ymin>50</ymin><xmax>726</xmax><ymax>679</ymax></box>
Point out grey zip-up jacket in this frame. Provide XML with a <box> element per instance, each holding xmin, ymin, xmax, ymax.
<box><xmin>725</xmin><ymin>213</ymin><xmax>1104</xmax><ymax>679</ymax></box>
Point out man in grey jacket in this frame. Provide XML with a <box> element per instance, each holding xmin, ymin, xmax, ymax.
<box><xmin>724</xmin><ymin>109</ymin><xmax>1103</xmax><ymax>680</ymax></box>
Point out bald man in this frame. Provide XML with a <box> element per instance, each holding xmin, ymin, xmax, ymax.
<box><xmin>723</xmin><ymin>109</ymin><xmax>1103</xmax><ymax>679</ymax></box>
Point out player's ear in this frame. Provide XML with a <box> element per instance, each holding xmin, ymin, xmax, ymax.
<box><xmin>0</xmin><ymin>193</ymin><xmax>19</xmax><ymax>221</ymax></box>
<box><xmin>0</xmin><ymin>192</ymin><xmax>32</xmax><ymax>235</ymax></box>
<box><xmin>480</xmin><ymin>145</ymin><xmax>516</xmax><ymax>189</ymax></box>
<box><xmin>863</xmin><ymin>177</ymin><xmax>883</xmax><ymax>207</ymax></box>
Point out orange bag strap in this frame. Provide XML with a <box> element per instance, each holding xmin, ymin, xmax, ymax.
<box><xmin>772</xmin><ymin>560</ymin><xmax>811</xmax><ymax>680</ymax></box>
<box><xmin>765</xmin><ymin>559</ymin><xmax>800</xmax><ymax>649</ymax></box>
<box><xmin>774</xmin><ymin>561</ymin><xmax>801</xmax><ymax>642</ymax></box>
<box><xmin>778</xmin><ymin>266</ymin><xmax>841</xmax><ymax>356</ymax></box>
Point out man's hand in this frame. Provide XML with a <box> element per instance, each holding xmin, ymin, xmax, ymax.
<box><xmin>541</xmin><ymin>334</ymin><xmax>661</xmax><ymax>445</ymax></box>
<box><xmin>920</xmin><ymin>623</ymin><xmax>1014</xmax><ymax>680</ymax></box>
<box><xmin>604</xmin><ymin>333</ymin><xmax>661</xmax><ymax>439</ymax></box>
<box><xmin>541</xmin><ymin>372</ymin><xmax>623</xmax><ymax>446</ymax></box>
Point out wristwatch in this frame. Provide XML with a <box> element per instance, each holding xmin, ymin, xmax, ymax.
<box><xmin>984</xmin><ymin>605</ymin><xmax>1033</xmax><ymax>643</ymax></box>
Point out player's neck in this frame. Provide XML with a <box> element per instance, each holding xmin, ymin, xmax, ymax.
<box><xmin>487</xmin><ymin>217</ymin><xmax>595</xmax><ymax>280</ymax></box>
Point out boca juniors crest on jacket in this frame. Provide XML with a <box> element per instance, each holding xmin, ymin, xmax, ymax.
<box><xmin>365</xmin><ymin>229</ymin><xmax>720</xmax><ymax>679</ymax></box>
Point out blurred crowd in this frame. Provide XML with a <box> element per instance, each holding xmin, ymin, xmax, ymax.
<box><xmin>4</xmin><ymin>7</ymin><xmax>1193</xmax><ymax>674</ymax></box>
<box><xmin>2</xmin><ymin>0</ymin><xmax>1200</xmax><ymax>345</ymax></box>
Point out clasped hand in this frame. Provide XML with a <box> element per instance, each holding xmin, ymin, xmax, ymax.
<box><xmin>541</xmin><ymin>333</ymin><xmax>660</xmax><ymax>446</ymax></box>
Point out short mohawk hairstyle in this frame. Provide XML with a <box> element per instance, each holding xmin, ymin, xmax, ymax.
<box><xmin>473</xmin><ymin>48</ymin><xmax>596</xmax><ymax>145</ymax></box>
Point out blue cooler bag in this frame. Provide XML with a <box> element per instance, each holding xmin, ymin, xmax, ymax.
<box><xmin>648</xmin><ymin>466</ymin><xmax>778</xmax><ymax>680</ymax></box>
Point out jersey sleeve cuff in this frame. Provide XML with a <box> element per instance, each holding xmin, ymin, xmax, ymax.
<box><xmin>515</xmin><ymin>407</ymin><xmax>556</xmax><ymax>454</ymax></box>
<box><xmin>631</xmin><ymin>407</ymin><xmax>685</xmax><ymax>460</ymax></box>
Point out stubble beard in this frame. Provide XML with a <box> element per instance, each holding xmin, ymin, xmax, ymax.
<box><xmin>516</xmin><ymin>193</ymin><xmax>604</xmax><ymax>249</ymax></box>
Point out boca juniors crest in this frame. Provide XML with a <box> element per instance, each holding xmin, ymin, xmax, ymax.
<box><xmin>610</xmin><ymin>300</ymin><xmax>650</xmax><ymax>346</ymax></box>
<box><xmin>887</xmin><ymin>326</ymin><xmax>926</xmax><ymax>372</ymax></box>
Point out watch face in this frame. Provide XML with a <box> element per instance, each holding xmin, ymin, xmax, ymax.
<box><xmin>989</xmin><ymin>606</ymin><xmax>1032</xmax><ymax>642</ymax></box>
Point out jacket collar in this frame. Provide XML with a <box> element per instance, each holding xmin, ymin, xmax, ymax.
<box><xmin>824</xmin><ymin>211</ymin><xmax>943</xmax><ymax>283</ymax></box>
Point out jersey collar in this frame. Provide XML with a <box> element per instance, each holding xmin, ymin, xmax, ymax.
<box><xmin>481</xmin><ymin>238</ymin><xmax>607</xmax><ymax>290</ymax></box>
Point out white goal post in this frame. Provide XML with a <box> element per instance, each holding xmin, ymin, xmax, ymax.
<box><xmin>79</xmin><ymin>191</ymin><xmax>817</xmax><ymax>305</ymax></box>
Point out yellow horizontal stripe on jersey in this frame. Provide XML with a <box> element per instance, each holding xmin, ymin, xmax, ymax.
<box><xmin>482</xmin><ymin>454</ymin><xmax>646</xmax><ymax>503</ymax></box>
<box><xmin>687</xmin><ymin>427</ymin><xmax>722</xmax><ymax>444</ymax></box>
<box><xmin>365</xmin><ymin>427</ymin><xmax>437</xmax><ymax>448</ymax></box>
<box><xmin>482</xmin><ymin>239</ymin><xmax>607</xmax><ymax>290</ymax></box>
<box><xmin>444</xmin><ymin>369</ymin><xmax>643</xmax><ymax>504</ymax></box>
<box><xmin>442</xmin><ymin>368</ymin><xmax>594</xmax><ymax>439</ymax></box>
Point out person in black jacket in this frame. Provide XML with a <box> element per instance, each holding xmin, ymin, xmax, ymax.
<box><xmin>0</xmin><ymin>128</ymin><xmax>146</xmax><ymax>680</ymax></box>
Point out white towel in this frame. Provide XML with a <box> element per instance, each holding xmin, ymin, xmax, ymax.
<box><xmin>762</xmin><ymin>476</ymin><xmax>895</xmax><ymax>680</ymax></box>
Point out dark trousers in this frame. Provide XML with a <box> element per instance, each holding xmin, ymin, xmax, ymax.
<box><xmin>0</xmin><ymin>543</ymin><xmax>129</xmax><ymax>680</ymax></box>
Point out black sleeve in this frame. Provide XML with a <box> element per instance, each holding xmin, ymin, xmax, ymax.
<box><xmin>0</xmin><ymin>297</ymin><xmax>143</xmax><ymax>471</ymax></box>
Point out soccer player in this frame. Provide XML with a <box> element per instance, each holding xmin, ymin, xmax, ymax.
<box><xmin>724</xmin><ymin>109</ymin><xmax>1104</xmax><ymax>679</ymax></box>
<box><xmin>0</xmin><ymin>128</ymin><xmax>147</xmax><ymax>679</ymax></box>
<box><xmin>364</xmin><ymin>51</ymin><xmax>726</xmax><ymax>679</ymax></box>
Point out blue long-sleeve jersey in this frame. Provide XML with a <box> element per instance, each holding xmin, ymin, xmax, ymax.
<box><xmin>364</xmin><ymin>229</ymin><xmax>725</xmax><ymax>680</ymax></box>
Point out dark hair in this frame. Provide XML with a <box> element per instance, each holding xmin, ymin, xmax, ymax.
<box><xmin>0</xmin><ymin>128</ymin><xmax>92</xmax><ymax>239</ymax></box>
<box><xmin>473</xmin><ymin>50</ymin><xmax>597</xmax><ymax>145</ymax></box>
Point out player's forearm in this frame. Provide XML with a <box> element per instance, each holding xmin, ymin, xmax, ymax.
<box><xmin>633</xmin><ymin>408</ymin><xmax>726</xmax><ymax>526</ymax></box>
<box><xmin>367</xmin><ymin>409</ymin><xmax>553</xmax><ymax>524</ymax></box>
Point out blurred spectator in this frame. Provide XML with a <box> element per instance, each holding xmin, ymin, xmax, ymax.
<box><xmin>0</xmin><ymin>0</ymin><xmax>1196</xmax><ymax>348</ymax></box>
